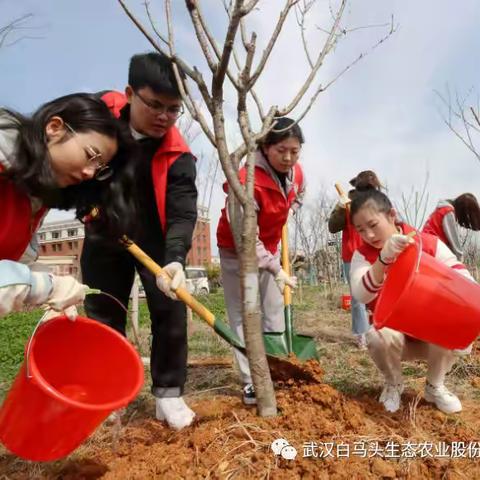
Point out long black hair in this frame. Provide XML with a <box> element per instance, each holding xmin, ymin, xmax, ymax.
<box><xmin>0</xmin><ymin>93</ymin><xmax>138</xmax><ymax>238</ymax></box>
<box><xmin>453</xmin><ymin>193</ymin><xmax>480</xmax><ymax>231</ymax></box>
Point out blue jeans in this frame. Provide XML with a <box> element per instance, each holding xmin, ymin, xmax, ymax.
<box><xmin>343</xmin><ymin>262</ymin><xmax>370</xmax><ymax>335</ymax></box>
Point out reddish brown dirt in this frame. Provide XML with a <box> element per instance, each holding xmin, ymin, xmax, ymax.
<box><xmin>1</xmin><ymin>372</ymin><xmax>479</xmax><ymax>479</ymax></box>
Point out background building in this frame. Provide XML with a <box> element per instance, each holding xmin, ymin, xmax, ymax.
<box><xmin>37</xmin><ymin>206</ymin><xmax>212</xmax><ymax>275</ymax></box>
<box><xmin>186</xmin><ymin>206</ymin><xmax>211</xmax><ymax>267</ymax></box>
<box><xmin>37</xmin><ymin>219</ymin><xmax>84</xmax><ymax>276</ymax></box>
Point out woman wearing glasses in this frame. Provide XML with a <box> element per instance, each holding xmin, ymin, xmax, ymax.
<box><xmin>0</xmin><ymin>93</ymin><xmax>135</xmax><ymax>318</ymax></box>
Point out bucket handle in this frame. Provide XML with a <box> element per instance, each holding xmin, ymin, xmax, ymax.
<box><xmin>412</xmin><ymin>230</ymin><xmax>422</xmax><ymax>274</ymax></box>
<box><xmin>25</xmin><ymin>310</ymin><xmax>51</xmax><ymax>379</ymax></box>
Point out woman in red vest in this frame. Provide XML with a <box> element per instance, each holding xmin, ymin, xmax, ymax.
<box><xmin>423</xmin><ymin>193</ymin><xmax>480</xmax><ymax>261</ymax></box>
<box><xmin>328</xmin><ymin>170</ymin><xmax>382</xmax><ymax>349</ymax></box>
<box><xmin>349</xmin><ymin>188</ymin><xmax>473</xmax><ymax>414</ymax></box>
<box><xmin>217</xmin><ymin>117</ymin><xmax>305</xmax><ymax>405</ymax></box>
<box><xmin>0</xmin><ymin>93</ymin><xmax>134</xmax><ymax>318</ymax></box>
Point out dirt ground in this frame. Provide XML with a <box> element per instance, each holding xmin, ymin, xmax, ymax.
<box><xmin>1</xmin><ymin>289</ymin><xmax>479</xmax><ymax>479</ymax></box>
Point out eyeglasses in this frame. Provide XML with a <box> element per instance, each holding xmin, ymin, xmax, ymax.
<box><xmin>134</xmin><ymin>90</ymin><xmax>184</xmax><ymax>119</ymax></box>
<box><xmin>64</xmin><ymin>123</ymin><xmax>113</xmax><ymax>181</ymax></box>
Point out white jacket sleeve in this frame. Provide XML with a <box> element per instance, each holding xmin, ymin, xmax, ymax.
<box><xmin>0</xmin><ymin>260</ymin><xmax>53</xmax><ymax>317</ymax></box>
<box><xmin>350</xmin><ymin>250</ymin><xmax>385</xmax><ymax>304</ymax></box>
<box><xmin>434</xmin><ymin>239</ymin><xmax>475</xmax><ymax>281</ymax></box>
<box><xmin>441</xmin><ymin>212</ymin><xmax>463</xmax><ymax>261</ymax></box>
<box><xmin>256</xmin><ymin>236</ymin><xmax>282</xmax><ymax>275</ymax></box>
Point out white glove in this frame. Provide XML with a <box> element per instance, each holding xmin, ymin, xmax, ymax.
<box><xmin>46</xmin><ymin>275</ymin><xmax>88</xmax><ymax>312</ymax></box>
<box><xmin>379</xmin><ymin>234</ymin><xmax>414</xmax><ymax>265</ymax></box>
<box><xmin>156</xmin><ymin>262</ymin><xmax>186</xmax><ymax>300</ymax></box>
<box><xmin>274</xmin><ymin>269</ymin><xmax>297</xmax><ymax>294</ymax></box>
<box><xmin>42</xmin><ymin>305</ymin><xmax>79</xmax><ymax>322</ymax></box>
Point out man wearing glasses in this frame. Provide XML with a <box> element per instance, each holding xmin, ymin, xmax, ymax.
<box><xmin>81</xmin><ymin>52</ymin><xmax>198</xmax><ymax>430</ymax></box>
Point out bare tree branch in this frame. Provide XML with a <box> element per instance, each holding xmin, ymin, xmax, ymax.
<box><xmin>248</xmin><ymin>0</ymin><xmax>299</xmax><ymax>88</ymax></box>
<box><xmin>0</xmin><ymin>14</ymin><xmax>42</xmax><ymax>49</ymax></box>
<box><xmin>294</xmin><ymin>0</ymin><xmax>316</xmax><ymax>69</ymax></box>
<box><xmin>292</xmin><ymin>18</ymin><xmax>397</xmax><ymax>125</ymax></box>
<box><xmin>213</xmin><ymin>0</ymin><xmax>244</xmax><ymax>95</ymax></box>
<box><xmin>187</xmin><ymin>1</ymin><xmax>241</xmax><ymax>90</ymax></box>
<box><xmin>144</xmin><ymin>1</ymin><xmax>169</xmax><ymax>46</ymax></box>
<box><xmin>185</xmin><ymin>0</ymin><xmax>218</xmax><ymax>72</ymax></box>
<box><xmin>277</xmin><ymin>0</ymin><xmax>347</xmax><ymax>116</ymax></box>
<box><xmin>471</xmin><ymin>106</ymin><xmax>480</xmax><ymax>129</ymax></box>
<box><xmin>160</xmin><ymin>0</ymin><xmax>216</xmax><ymax>148</ymax></box>
<box><xmin>435</xmin><ymin>86</ymin><xmax>480</xmax><ymax>162</ymax></box>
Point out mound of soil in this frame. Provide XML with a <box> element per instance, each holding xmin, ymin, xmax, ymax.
<box><xmin>2</xmin><ymin>370</ymin><xmax>478</xmax><ymax>480</ymax></box>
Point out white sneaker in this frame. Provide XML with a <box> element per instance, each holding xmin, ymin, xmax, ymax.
<box><xmin>379</xmin><ymin>383</ymin><xmax>404</xmax><ymax>412</ymax></box>
<box><xmin>424</xmin><ymin>383</ymin><xmax>462</xmax><ymax>414</ymax></box>
<box><xmin>355</xmin><ymin>334</ymin><xmax>367</xmax><ymax>350</ymax></box>
<box><xmin>155</xmin><ymin>397</ymin><xmax>195</xmax><ymax>430</ymax></box>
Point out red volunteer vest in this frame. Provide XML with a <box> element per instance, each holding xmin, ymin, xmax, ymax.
<box><xmin>357</xmin><ymin>223</ymin><xmax>437</xmax><ymax>314</ymax></box>
<box><xmin>216</xmin><ymin>163</ymin><xmax>304</xmax><ymax>254</ymax></box>
<box><xmin>101</xmin><ymin>91</ymin><xmax>191</xmax><ymax>232</ymax></box>
<box><xmin>342</xmin><ymin>213</ymin><xmax>363</xmax><ymax>262</ymax></box>
<box><xmin>0</xmin><ymin>165</ymin><xmax>48</xmax><ymax>261</ymax></box>
<box><xmin>422</xmin><ymin>204</ymin><xmax>455</xmax><ymax>247</ymax></box>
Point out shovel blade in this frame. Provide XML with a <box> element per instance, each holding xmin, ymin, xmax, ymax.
<box><xmin>263</xmin><ymin>332</ymin><xmax>290</xmax><ymax>357</ymax></box>
<box><xmin>263</xmin><ymin>332</ymin><xmax>318</xmax><ymax>361</ymax></box>
<box><xmin>291</xmin><ymin>334</ymin><xmax>319</xmax><ymax>361</ymax></box>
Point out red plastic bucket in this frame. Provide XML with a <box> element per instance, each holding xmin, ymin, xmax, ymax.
<box><xmin>0</xmin><ymin>315</ymin><xmax>144</xmax><ymax>461</ymax></box>
<box><xmin>341</xmin><ymin>294</ymin><xmax>352</xmax><ymax>311</ymax></box>
<box><xmin>373</xmin><ymin>243</ymin><xmax>480</xmax><ymax>349</ymax></box>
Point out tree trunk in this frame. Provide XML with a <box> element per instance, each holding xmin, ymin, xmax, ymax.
<box><xmin>240</xmin><ymin>198</ymin><xmax>277</xmax><ymax>417</ymax></box>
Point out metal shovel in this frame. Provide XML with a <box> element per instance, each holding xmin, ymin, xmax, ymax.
<box><xmin>262</xmin><ymin>225</ymin><xmax>319</xmax><ymax>361</ymax></box>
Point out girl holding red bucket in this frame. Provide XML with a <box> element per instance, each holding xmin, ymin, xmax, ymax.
<box><xmin>0</xmin><ymin>94</ymin><xmax>135</xmax><ymax>318</ymax></box>
<box><xmin>349</xmin><ymin>188</ymin><xmax>474</xmax><ymax>414</ymax></box>
<box><xmin>423</xmin><ymin>193</ymin><xmax>480</xmax><ymax>261</ymax></box>
<box><xmin>328</xmin><ymin>170</ymin><xmax>382</xmax><ymax>349</ymax></box>
<box><xmin>217</xmin><ymin>117</ymin><xmax>305</xmax><ymax>405</ymax></box>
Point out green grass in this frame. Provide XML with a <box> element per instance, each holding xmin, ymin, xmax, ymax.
<box><xmin>0</xmin><ymin>309</ymin><xmax>41</xmax><ymax>396</ymax></box>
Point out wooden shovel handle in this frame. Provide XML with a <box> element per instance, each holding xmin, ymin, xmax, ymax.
<box><xmin>281</xmin><ymin>225</ymin><xmax>292</xmax><ymax>306</ymax></box>
<box><xmin>120</xmin><ymin>236</ymin><xmax>216</xmax><ymax>327</ymax></box>
<box><xmin>335</xmin><ymin>182</ymin><xmax>350</xmax><ymax>213</ymax></box>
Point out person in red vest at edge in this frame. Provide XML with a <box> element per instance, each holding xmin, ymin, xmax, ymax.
<box><xmin>81</xmin><ymin>53</ymin><xmax>198</xmax><ymax>430</ymax></box>
<box><xmin>328</xmin><ymin>170</ymin><xmax>382</xmax><ymax>350</ymax></box>
<box><xmin>217</xmin><ymin>117</ymin><xmax>305</xmax><ymax>406</ymax></box>
<box><xmin>0</xmin><ymin>93</ymin><xmax>135</xmax><ymax>318</ymax></box>
<box><xmin>350</xmin><ymin>187</ymin><xmax>475</xmax><ymax>414</ymax></box>
<box><xmin>422</xmin><ymin>193</ymin><xmax>480</xmax><ymax>261</ymax></box>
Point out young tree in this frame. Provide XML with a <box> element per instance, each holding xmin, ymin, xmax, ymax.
<box><xmin>292</xmin><ymin>190</ymin><xmax>340</xmax><ymax>289</ymax></box>
<box><xmin>396</xmin><ymin>170</ymin><xmax>430</xmax><ymax>229</ymax></box>
<box><xmin>118</xmin><ymin>0</ymin><xmax>395</xmax><ymax>416</ymax></box>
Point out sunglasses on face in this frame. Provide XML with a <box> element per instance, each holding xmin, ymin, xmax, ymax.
<box><xmin>64</xmin><ymin>123</ymin><xmax>113</xmax><ymax>181</ymax></box>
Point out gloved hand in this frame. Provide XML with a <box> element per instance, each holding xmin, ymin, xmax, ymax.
<box><xmin>156</xmin><ymin>262</ymin><xmax>186</xmax><ymax>300</ymax></box>
<box><xmin>379</xmin><ymin>234</ymin><xmax>414</xmax><ymax>265</ymax></box>
<box><xmin>46</xmin><ymin>275</ymin><xmax>89</xmax><ymax>312</ymax></box>
<box><xmin>274</xmin><ymin>269</ymin><xmax>297</xmax><ymax>294</ymax></box>
<box><xmin>42</xmin><ymin>305</ymin><xmax>79</xmax><ymax>322</ymax></box>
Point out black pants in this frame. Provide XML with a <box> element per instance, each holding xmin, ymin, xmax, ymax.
<box><xmin>81</xmin><ymin>235</ymin><xmax>187</xmax><ymax>398</ymax></box>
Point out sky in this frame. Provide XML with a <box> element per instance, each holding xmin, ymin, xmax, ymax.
<box><xmin>2</xmin><ymin>0</ymin><xmax>480</xmax><ymax>251</ymax></box>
